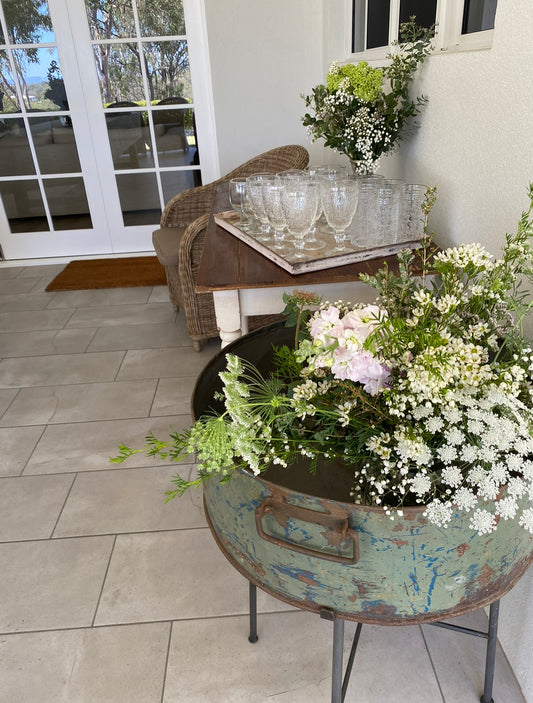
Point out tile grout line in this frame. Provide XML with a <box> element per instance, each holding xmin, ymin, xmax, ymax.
<box><xmin>0</xmin><ymin>386</ymin><xmax>21</xmax><ymax>424</ymax></box>
<box><xmin>148</xmin><ymin>377</ymin><xmax>162</xmax><ymax>417</ymax></box>
<box><xmin>0</xmin><ymin>525</ymin><xmax>211</xmax><ymax>549</ymax></box>
<box><xmin>22</xmin><ymin>460</ymin><xmax>198</xmax><ymax>480</ymax></box>
<box><xmin>0</xmin><ymin>608</ymin><xmax>305</xmax><ymax>638</ymax></box>
<box><xmin>43</xmin><ymin>290</ymin><xmax>59</xmax><ymax>309</ymax></box>
<box><xmin>91</xmin><ymin>534</ymin><xmax>118</xmax><ymax>628</ymax></box>
<box><xmin>82</xmin><ymin>325</ymin><xmax>100</xmax><ymax>353</ymax></box>
<box><xmin>0</xmin><ymin>410</ymin><xmax>191</xmax><ymax>431</ymax></box>
<box><xmin>0</xmin><ymin>531</ymin><xmax>139</xmax><ymax>547</ymax></box>
<box><xmin>160</xmin><ymin>620</ymin><xmax>174</xmax><ymax>703</ymax></box>
<box><xmin>111</xmin><ymin>348</ymin><xmax>129</xmax><ymax>381</ymax></box>
<box><xmin>60</xmin><ymin>306</ymin><xmax>77</xmax><ymax>329</ymax></box>
<box><xmin>49</xmin><ymin>472</ymin><xmax>78</xmax><ymax>539</ymax></box>
<box><xmin>0</xmin><ymin>377</ymin><xmax>164</xmax><ymax>393</ymax></box>
<box><xmin>419</xmin><ymin>624</ymin><xmax>447</xmax><ymax>703</ymax></box>
<box><xmin>19</xmin><ymin>423</ymin><xmax>47</xmax><ymax>477</ymax></box>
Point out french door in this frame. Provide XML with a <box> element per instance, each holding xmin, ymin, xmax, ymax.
<box><xmin>0</xmin><ymin>0</ymin><xmax>217</xmax><ymax>260</ymax></box>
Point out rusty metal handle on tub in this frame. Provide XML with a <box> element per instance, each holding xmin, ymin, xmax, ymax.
<box><xmin>255</xmin><ymin>496</ymin><xmax>359</xmax><ymax>564</ymax></box>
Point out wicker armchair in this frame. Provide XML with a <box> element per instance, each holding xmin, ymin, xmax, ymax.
<box><xmin>153</xmin><ymin>144</ymin><xmax>309</xmax><ymax>350</ymax></box>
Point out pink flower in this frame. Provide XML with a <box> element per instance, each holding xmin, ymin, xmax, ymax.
<box><xmin>342</xmin><ymin>306</ymin><xmax>383</xmax><ymax>340</ymax></box>
<box><xmin>310</xmin><ymin>306</ymin><xmax>344</xmax><ymax>342</ymax></box>
<box><xmin>331</xmin><ymin>348</ymin><xmax>390</xmax><ymax>395</ymax></box>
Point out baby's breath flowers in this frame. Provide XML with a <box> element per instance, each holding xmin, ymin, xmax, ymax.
<box><xmin>302</xmin><ymin>19</ymin><xmax>433</xmax><ymax>173</ymax></box>
<box><xmin>113</xmin><ymin>186</ymin><xmax>533</xmax><ymax>537</ymax></box>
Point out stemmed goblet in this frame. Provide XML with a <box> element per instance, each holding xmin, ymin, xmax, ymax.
<box><xmin>277</xmin><ymin>171</ymin><xmax>325</xmax><ymax>251</ymax></box>
<box><xmin>316</xmin><ymin>168</ymin><xmax>349</xmax><ymax>235</ymax></box>
<box><xmin>246</xmin><ymin>174</ymin><xmax>276</xmax><ymax>241</ymax></box>
<box><xmin>321</xmin><ymin>179</ymin><xmax>359</xmax><ymax>251</ymax></box>
<box><xmin>303</xmin><ymin>173</ymin><xmax>326</xmax><ymax>251</ymax></box>
<box><xmin>262</xmin><ymin>181</ymin><xmax>287</xmax><ymax>250</ymax></box>
<box><xmin>281</xmin><ymin>180</ymin><xmax>320</xmax><ymax>258</ymax></box>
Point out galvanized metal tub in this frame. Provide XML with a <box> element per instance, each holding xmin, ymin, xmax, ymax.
<box><xmin>195</xmin><ymin>323</ymin><xmax>533</xmax><ymax>625</ymax></box>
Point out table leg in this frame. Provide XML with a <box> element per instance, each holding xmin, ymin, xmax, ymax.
<box><xmin>212</xmin><ymin>289</ymin><xmax>242</xmax><ymax>348</ymax></box>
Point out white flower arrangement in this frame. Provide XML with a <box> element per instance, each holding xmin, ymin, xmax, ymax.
<box><xmin>114</xmin><ymin>186</ymin><xmax>533</xmax><ymax>537</ymax></box>
<box><xmin>302</xmin><ymin>19</ymin><xmax>433</xmax><ymax>173</ymax></box>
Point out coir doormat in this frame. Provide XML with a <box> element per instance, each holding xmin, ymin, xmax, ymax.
<box><xmin>45</xmin><ymin>256</ymin><xmax>167</xmax><ymax>292</ymax></box>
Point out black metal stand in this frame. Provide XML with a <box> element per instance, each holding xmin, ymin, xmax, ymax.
<box><xmin>248</xmin><ymin>581</ymin><xmax>258</xmax><ymax>643</ymax></box>
<box><xmin>248</xmin><ymin>583</ymin><xmax>500</xmax><ymax>703</ymax></box>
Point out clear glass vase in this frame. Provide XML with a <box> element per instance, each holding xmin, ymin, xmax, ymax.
<box><xmin>349</xmin><ymin>159</ymin><xmax>377</xmax><ymax>176</ymax></box>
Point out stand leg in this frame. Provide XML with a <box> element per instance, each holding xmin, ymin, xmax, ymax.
<box><xmin>332</xmin><ymin>617</ymin><xmax>345</xmax><ymax>703</ymax></box>
<box><xmin>248</xmin><ymin>582</ymin><xmax>258</xmax><ymax>643</ymax></box>
<box><xmin>342</xmin><ymin>623</ymin><xmax>363</xmax><ymax>701</ymax></box>
<box><xmin>480</xmin><ymin>600</ymin><xmax>499</xmax><ymax>703</ymax></box>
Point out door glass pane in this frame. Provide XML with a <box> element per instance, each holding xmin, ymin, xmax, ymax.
<box><xmin>367</xmin><ymin>0</ymin><xmax>390</xmax><ymax>49</ymax></box>
<box><xmin>154</xmin><ymin>104</ymin><xmax>197</xmax><ymax>167</ymax></box>
<box><xmin>95</xmin><ymin>43</ymin><xmax>144</xmax><ymax>104</ymax></box>
<box><xmin>30</xmin><ymin>115</ymin><xmax>81</xmax><ymax>174</ymax></box>
<box><xmin>144</xmin><ymin>40</ymin><xmax>191</xmax><ymax>102</ymax></box>
<box><xmin>0</xmin><ymin>121</ymin><xmax>36</xmax><ymax>176</ymax></box>
<box><xmin>462</xmin><ymin>0</ymin><xmax>497</xmax><ymax>34</ymax></box>
<box><xmin>138</xmin><ymin>0</ymin><xmax>185</xmax><ymax>37</ymax></box>
<box><xmin>399</xmin><ymin>0</ymin><xmax>437</xmax><ymax>31</ymax></box>
<box><xmin>86</xmin><ymin>0</ymin><xmax>136</xmax><ymax>40</ymax></box>
<box><xmin>161</xmin><ymin>170</ymin><xmax>200</xmax><ymax>205</ymax></box>
<box><xmin>3</xmin><ymin>0</ymin><xmax>54</xmax><ymax>44</ymax></box>
<box><xmin>43</xmin><ymin>177</ymin><xmax>92</xmax><ymax>229</ymax></box>
<box><xmin>116</xmin><ymin>172</ymin><xmax>160</xmax><ymax>225</ymax></box>
<box><xmin>39</xmin><ymin>57</ymin><xmax>68</xmax><ymax>110</ymax></box>
<box><xmin>0</xmin><ymin>49</ymin><xmax>19</xmax><ymax>111</ymax></box>
<box><xmin>0</xmin><ymin>178</ymin><xmax>48</xmax><ymax>232</ymax></box>
<box><xmin>105</xmin><ymin>105</ymin><xmax>151</xmax><ymax>169</ymax></box>
<box><xmin>12</xmin><ymin>47</ymin><xmax>66</xmax><ymax>111</ymax></box>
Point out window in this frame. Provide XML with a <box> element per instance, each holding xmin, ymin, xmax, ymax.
<box><xmin>350</xmin><ymin>0</ymin><xmax>497</xmax><ymax>56</ymax></box>
<box><xmin>462</xmin><ymin>0</ymin><xmax>497</xmax><ymax>34</ymax></box>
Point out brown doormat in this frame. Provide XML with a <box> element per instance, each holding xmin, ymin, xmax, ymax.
<box><xmin>45</xmin><ymin>256</ymin><xmax>167</xmax><ymax>292</ymax></box>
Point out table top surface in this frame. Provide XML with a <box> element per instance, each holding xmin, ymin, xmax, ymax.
<box><xmin>196</xmin><ymin>183</ymin><xmax>408</xmax><ymax>293</ymax></box>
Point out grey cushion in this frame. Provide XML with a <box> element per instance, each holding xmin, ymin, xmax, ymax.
<box><xmin>152</xmin><ymin>225</ymin><xmax>187</xmax><ymax>267</ymax></box>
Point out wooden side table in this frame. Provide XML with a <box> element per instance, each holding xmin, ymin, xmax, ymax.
<box><xmin>196</xmin><ymin>184</ymin><xmax>405</xmax><ymax>347</ymax></box>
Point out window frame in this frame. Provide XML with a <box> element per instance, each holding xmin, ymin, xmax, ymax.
<box><xmin>345</xmin><ymin>0</ymin><xmax>496</xmax><ymax>60</ymax></box>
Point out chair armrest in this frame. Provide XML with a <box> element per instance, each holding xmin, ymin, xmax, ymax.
<box><xmin>178</xmin><ymin>214</ymin><xmax>211</xmax><ymax>297</ymax></box>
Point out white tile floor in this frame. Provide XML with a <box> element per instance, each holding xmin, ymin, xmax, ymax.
<box><xmin>0</xmin><ymin>263</ymin><xmax>527</xmax><ymax>703</ymax></box>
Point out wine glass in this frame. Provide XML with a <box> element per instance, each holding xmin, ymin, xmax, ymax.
<box><xmin>302</xmin><ymin>172</ymin><xmax>326</xmax><ymax>251</ymax></box>
<box><xmin>262</xmin><ymin>181</ymin><xmax>287</xmax><ymax>249</ymax></box>
<box><xmin>321</xmin><ymin>179</ymin><xmax>359</xmax><ymax>251</ymax></box>
<box><xmin>316</xmin><ymin>168</ymin><xmax>349</xmax><ymax>235</ymax></box>
<box><xmin>281</xmin><ymin>181</ymin><xmax>320</xmax><ymax>258</ymax></box>
<box><xmin>246</xmin><ymin>174</ymin><xmax>276</xmax><ymax>241</ymax></box>
<box><xmin>228</xmin><ymin>177</ymin><xmax>247</xmax><ymax>225</ymax></box>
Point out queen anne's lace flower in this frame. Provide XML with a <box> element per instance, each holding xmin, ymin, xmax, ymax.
<box><xmin>519</xmin><ymin>508</ymin><xmax>533</xmax><ymax>533</ymax></box>
<box><xmin>470</xmin><ymin>509</ymin><xmax>497</xmax><ymax>535</ymax></box>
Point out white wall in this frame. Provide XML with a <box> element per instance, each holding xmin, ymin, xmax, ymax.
<box><xmin>323</xmin><ymin>0</ymin><xmax>533</xmax><ymax>262</ymax></box>
<box><xmin>323</xmin><ymin>0</ymin><xmax>533</xmax><ymax>699</ymax></box>
<box><xmin>203</xmin><ymin>0</ymin><xmax>324</xmax><ymax>174</ymax></box>
<box><xmin>384</xmin><ymin>0</ymin><xmax>533</xmax><ymax>258</ymax></box>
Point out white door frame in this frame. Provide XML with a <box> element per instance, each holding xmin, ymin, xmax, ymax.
<box><xmin>0</xmin><ymin>0</ymin><xmax>219</xmax><ymax>261</ymax></box>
